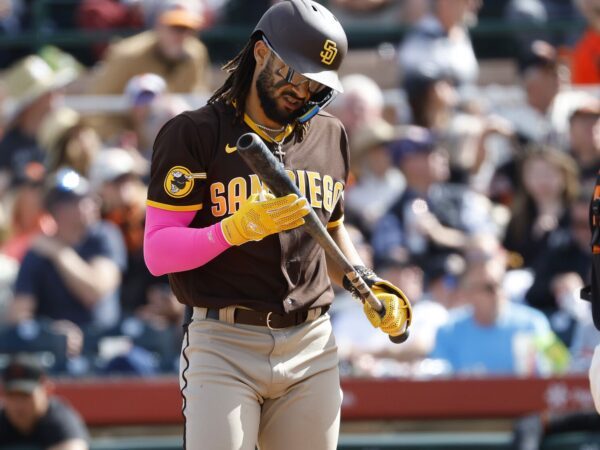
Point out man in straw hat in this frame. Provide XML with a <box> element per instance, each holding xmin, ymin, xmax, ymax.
<box><xmin>0</xmin><ymin>54</ymin><xmax>77</xmax><ymax>191</ymax></box>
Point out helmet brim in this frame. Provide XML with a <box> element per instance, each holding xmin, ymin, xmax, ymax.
<box><xmin>303</xmin><ymin>68</ymin><xmax>344</xmax><ymax>94</ymax></box>
<box><xmin>275</xmin><ymin>49</ymin><xmax>344</xmax><ymax>93</ymax></box>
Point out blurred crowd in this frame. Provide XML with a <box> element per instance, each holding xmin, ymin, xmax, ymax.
<box><xmin>0</xmin><ymin>0</ymin><xmax>599</xmax><ymax>380</ymax></box>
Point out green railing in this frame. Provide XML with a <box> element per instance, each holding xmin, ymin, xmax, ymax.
<box><xmin>0</xmin><ymin>0</ymin><xmax>587</xmax><ymax>61</ymax></box>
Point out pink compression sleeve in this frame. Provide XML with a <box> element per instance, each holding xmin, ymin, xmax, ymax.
<box><xmin>143</xmin><ymin>205</ymin><xmax>231</xmax><ymax>276</ymax></box>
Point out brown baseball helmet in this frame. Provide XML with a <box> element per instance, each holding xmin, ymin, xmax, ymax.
<box><xmin>253</xmin><ymin>0</ymin><xmax>348</xmax><ymax>122</ymax></box>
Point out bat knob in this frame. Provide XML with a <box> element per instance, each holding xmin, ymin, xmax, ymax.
<box><xmin>389</xmin><ymin>329</ymin><xmax>409</xmax><ymax>344</ymax></box>
<box><xmin>237</xmin><ymin>132</ymin><xmax>260</xmax><ymax>151</ymax></box>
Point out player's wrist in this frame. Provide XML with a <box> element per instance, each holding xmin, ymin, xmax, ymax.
<box><xmin>342</xmin><ymin>265</ymin><xmax>379</xmax><ymax>298</ymax></box>
<box><xmin>220</xmin><ymin>216</ymin><xmax>247</xmax><ymax>246</ymax></box>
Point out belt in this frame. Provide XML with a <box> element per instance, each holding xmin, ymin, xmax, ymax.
<box><xmin>205</xmin><ymin>306</ymin><xmax>328</xmax><ymax>330</ymax></box>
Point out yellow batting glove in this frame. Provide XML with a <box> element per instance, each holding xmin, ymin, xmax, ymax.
<box><xmin>363</xmin><ymin>286</ymin><xmax>410</xmax><ymax>336</ymax></box>
<box><xmin>221</xmin><ymin>192</ymin><xmax>309</xmax><ymax>246</ymax></box>
<box><xmin>343</xmin><ymin>266</ymin><xmax>412</xmax><ymax>338</ymax></box>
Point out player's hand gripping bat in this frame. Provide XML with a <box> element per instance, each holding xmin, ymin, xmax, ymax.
<box><xmin>236</xmin><ymin>132</ymin><xmax>409</xmax><ymax>344</ymax></box>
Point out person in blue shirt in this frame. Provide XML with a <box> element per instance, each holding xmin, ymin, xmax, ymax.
<box><xmin>430</xmin><ymin>255</ymin><xmax>554</xmax><ymax>376</ymax></box>
<box><xmin>8</xmin><ymin>169</ymin><xmax>126</xmax><ymax>357</ymax></box>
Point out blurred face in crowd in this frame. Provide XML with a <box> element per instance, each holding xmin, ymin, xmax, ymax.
<box><xmin>50</xmin><ymin>196</ymin><xmax>98</xmax><ymax>245</ymax></box>
<box><xmin>400</xmin><ymin>147</ymin><xmax>449</xmax><ymax>190</ymax></box>
<box><xmin>570</xmin><ymin>112</ymin><xmax>600</xmax><ymax>163</ymax></box>
<box><xmin>522</xmin><ymin>155</ymin><xmax>566</xmax><ymax>203</ymax></box>
<box><xmin>365</xmin><ymin>144</ymin><xmax>393</xmax><ymax>177</ymax></box>
<box><xmin>3</xmin><ymin>386</ymin><xmax>49</xmax><ymax>433</ymax></box>
<box><xmin>156</xmin><ymin>24</ymin><xmax>195</xmax><ymax>61</ymax></box>
<box><xmin>62</xmin><ymin>126</ymin><xmax>102</xmax><ymax>176</ymax></box>
<box><xmin>379</xmin><ymin>264</ymin><xmax>424</xmax><ymax>304</ymax></box>
<box><xmin>435</xmin><ymin>0</ymin><xmax>481</xmax><ymax>30</ymax></box>
<box><xmin>12</xmin><ymin>184</ymin><xmax>46</xmax><ymax>234</ymax></box>
<box><xmin>461</xmin><ymin>263</ymin><xmax>506</xmax><ymax>326</ymax></box>
<box><xmin>99</xmin><ymin>175</ymin><xmax>146</xmax><ymax>213</ymax></box>
<box><xmin>429</xmin><ymin>80</ymin><xmax>457</xmax><ymax>115</ymax></box>
<box><xmin>523</xmin><ymin>66</ymin><xmax>560</xmax><ymax>114</ymax></box>
<box><xmin>332</xmin><ymin>91</ymin><xmax>382</xmax><ymax>137</ymax></box>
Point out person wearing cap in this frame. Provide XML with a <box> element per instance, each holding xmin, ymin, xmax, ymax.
<box><xmin>124</xmin><ymin>73</ymin><xmax>190</xmax><ymax>155</ymax></box>
<box><xmin>568</xmin><ymin>97</ymin><xmax>600</xmax><ymax>186</ymax></box>
<box><xmin>398</xmin><ymin>0</ymin><xmax>481</xmax><ymax>87</ymax></box>
<box><xmin>8</xmin><ymin>169</ymin><xmax>126</xmax><ymax>341</ymax></box>
<box><xmin>0</xmin><ymin>55</ymin><xmax>77</xmax><ymax>193</ymax></box>
<box><xmin>502</xmin><ymin>40</ymin><xmax>566</xmax><ymax>147</ymax></box>
<box><xmin>86</xmin><ymin>1</ymin><xmax>209</xmax><ymax>115</ymax></box>
<box><xmin>372</xmin><ymin>126</ymin><xmax>496</xmax><ymax>270</ymax></box>
<box><xmin>430</xmin><ymin>248</ymin><xmax>559</xmax><ymax>376</ymax></box>
<box><xmin>143</xmin><ymin>1</ymin><xmax>412</xmax><ymax>448</ymax></box>
<box><xmin>85</xmin><ymin>0</ymin><xmax>209</xmax><ymax>141</ymax></box>
<box><xmin>344</xmin><ymin>118</ymin><xmax>406</xmax><ymax>236</ymax></box>
<box><xmin>0</xmin><ymin>354</ymin><xmax>89</xmax><ymax>449</ymax></box>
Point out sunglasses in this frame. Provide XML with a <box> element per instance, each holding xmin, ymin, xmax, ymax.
<box><xmin>262</xmin><ymin>38</ymin><xmax>326</xmax><ymax>96</ymax></box>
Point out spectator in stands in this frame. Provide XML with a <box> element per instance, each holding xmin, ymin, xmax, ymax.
<box><xmin>504</xmin><ymin>0</ymin><xmax>582</xmax><ymax>51</ymax></box>
<box><xmin>504</xmin><ymin>40</ymin><xmax>565</xmax><ymax>147</ymax></box>
<box><xmin>503</xmin><ymin>147</ymin><xmax>579</xmax><ymax>271</ymax></box>
<box><xmin>571</xmin><ymin>0</ymin><xmax>600</xmax><ymax>85</ymax></box>
<box><xmin>430</xmin><ymin>253</ymin><xmax>557</xmax><ymax>376</ymax></box>
<box><xmin>371</xmin><ymin>127</ymin><xmax>496</xmax><ymax>272</ymax></box>
<box><xmin>1</xmin><ymin>179</ymin><xmax>53</xmax><ymax>262</ymax></box>
<box><xmin>345</xmin><ymin>119</ymin><xmax>405</xmax><ymax>236</ymax></box>
<box><xmin>0</xmin><ymin>354</ymin><xmax>89</xmax><ymax>450</ymax></box>
<box><xmin>123</xmin><ymin>73</ymin><xmax>168</xmax><ymax>151</ymax></box>
<box><xmin>0</xmin><ymin>55</ymin><xmax>76</xmax><ymax>194</ymax></box>
<box><xmin>567</xmin><ymin>96</ymin><xmax>600</xmax><ymax>187</ymax></box>
<box><xmin>327</xmin><ymin>0</ymin><xmax>407</xmax><ymax>28</ymax></box>
<box><xmin>328</xmin><ymin>74</ymin><xmax>386</xmax><ymax>143</ymax></box>
<box><xmin>86</xmin><ymin>0</ymin><xmax>210</xmax><ymax>140</ymax></box>
<box><xmin>398</xmin><ymin>0</ymin><xmax>481</xmax><ymax>86</ymax></box>
<box><xmin>76</xmin><ymin>0</ymin><xmax>145</xmax><ymax>63</ymax></box>
<box><xmin>89</xmin><ymin>147</ymin><xmax>180</xmax><ymax>327</ymax></box>
<box><xmin>136</xmin><ymin>93</ymin><xmax>191</xmax><ymax>160</ymax></box>
<box><xmin>8</xmin><ymin>169</ymin><xmax>126</xmax><ymax>336</ymax></box>
<box><xmin>402</xmin><ymin>66</ymin><xmax>515</xmax><ymax>186</ymax></box>
<box><xmin>402</xmin><ymin>67</ymin><xmax>458</xmax><ymax>131</ymax></box>
<box><xmin>218</xmin><ymin>0</ymin><xmax>273</xmax><ymax>25</ymax></box>
<box><xmin>123</xmin><ymin>73</ymin><xmax>190</xmax><ymax>157</ymax></box>
<box><xmin>36</xmin><ymin>107</ymin><xmax>102</xmax><ymax>178</ymax></box>
<box><xmin>525</xmin><ymin>194</ymin><xmax>592</xmax><ymax>346</ymax></box>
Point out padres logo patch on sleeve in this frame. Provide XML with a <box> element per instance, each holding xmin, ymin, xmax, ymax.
<box><xmin>164</xmin><ymin>166</ymin><xmax>207</xmax><ymax>198</ymax></box>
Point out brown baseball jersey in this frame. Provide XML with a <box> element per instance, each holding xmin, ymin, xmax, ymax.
<box><xmin>147</xmin><ymin>101</ymin><xmax>349</xmax><ymax>314</ymax></box>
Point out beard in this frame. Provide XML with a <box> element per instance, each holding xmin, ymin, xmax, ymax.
<box><xmin>256</xmin><ymin>62</ymin><xmax>305</xmax><ymax>125</ymax></box>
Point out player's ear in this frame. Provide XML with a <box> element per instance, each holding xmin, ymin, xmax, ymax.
<box><xmin>254</xmin><ymin>40</ymin><xmax>270</xmax><ymax>70</ymax></box>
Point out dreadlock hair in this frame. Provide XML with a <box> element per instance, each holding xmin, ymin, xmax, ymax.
<box><xmin>208</xmin><ymin>32</ymin><xmax>310</xmax><ymax>143</ymax></box>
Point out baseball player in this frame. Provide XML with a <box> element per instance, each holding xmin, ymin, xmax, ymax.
<box><xmin>143</xmin><ymin>1</ymin><xmax>411</xmax><ymax>449</ymax></box>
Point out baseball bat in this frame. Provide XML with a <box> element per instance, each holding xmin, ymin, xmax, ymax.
<box><xmin>236</xmin><ymin>132</ymin><xmax>408</xmax><ymax>344</ymax></box>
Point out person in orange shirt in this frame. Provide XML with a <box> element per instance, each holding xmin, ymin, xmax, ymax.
<box><xmin>571</xmin><ymin>0</ymin><xmax>600</xmax><ymax>84</ymax></box>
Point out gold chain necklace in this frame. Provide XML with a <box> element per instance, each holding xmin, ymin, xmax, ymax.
<box><xmin>255</xmin><ymin>122</ymin><xmax>285</xmax><ymax>133</ymax></box>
